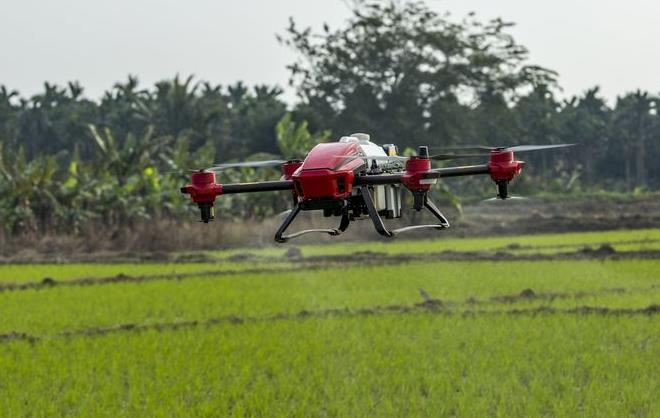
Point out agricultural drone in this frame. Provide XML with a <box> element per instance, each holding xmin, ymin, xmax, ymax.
<box><xmin>181</xmin><ymin>133</ymin><xmax>573</xmax><ymax>242</ymax></box>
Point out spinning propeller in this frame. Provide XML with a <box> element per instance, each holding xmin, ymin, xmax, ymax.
<box><xmin>207</xmin><ymin>152</ymin><xmax>484</xmax><ymax>171</ymax></box>
<box><xmin>432</xmin><ymin>143</ymin><xmax>575</xmax><ymax>153</ymax></box>
<box><xmin>185</xmin><ymin>143</ymin><xmax>574</xmax><ymax>173</ymax></box>
<box><xmin>346</xmin><ymin>152</ymin><xmax>488</xmax><ymax>164</ymax></box>
<box><xmin>482</xmin><ymin>195</ymin><xmax>528</xmax><ymax>202</ymax></box>
<box><xmin>210</xmin><ymin>160</ymin><xmax>290</xmax><ymax>170</ymax></box>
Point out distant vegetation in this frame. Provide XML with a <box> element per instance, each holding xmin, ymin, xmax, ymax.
<box><xmin>1</xmin><ymin>0</ymin><xmax>659</xmax><ymax>239</ymax></box>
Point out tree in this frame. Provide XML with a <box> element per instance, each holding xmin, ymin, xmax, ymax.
<box><xmin>281</xmin><ymin>0</ymin><xmax>556</xmax><ymax>148</ymax></box>
<box><xmin>559</xmin><ymin>88</ymin><xmax>609</xmax><ymax>187</ymax></box>
<box><xmin>514</xmin><ymin>84</ymin><xmax>561</xmax><ymax>179</ymax></box>
<box><xmin>16</xmin><ymin>82</ymin><xmax>99</xmax><ymax>159</ymax></box>
<box><xmin>0</xmin><ymin>86</ymin><xmax>21</xmax><ymax>144</ymax></box>
<box><xmin>276</xmin><ymin>113</ymin><xmax>331</xmax><ymax>159</ymax></box>
<box><xmin>227</xmin><ymin>84</ymin><xmax>287</xmax><ymax>159</ymax></box>
<box><xmin>99</xmin><ymin>75</ymin><xmax>151</xmax><ymax>143</ymax></box>
<box><xmin>610</xmin><ymin>91</ymin><xmax>657</xmax><ymax>190</ymax></box>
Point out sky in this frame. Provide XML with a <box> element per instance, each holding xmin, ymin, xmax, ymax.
<box><xmin>1</xmin><ymin>0</ymin><xmax>659</xmax><ymax>105</ymax></box>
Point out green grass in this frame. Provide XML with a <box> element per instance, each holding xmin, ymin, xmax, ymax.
<box><xmin>1</xmin><ymin>314</ymin><xmax>657</xmax><ymax>417</ymax></box>
<box><xmin>0</xmin><ymin>261</ymin><xmax>292</xmax><ymax>283</ymax></box>
<box><xmin>207</xmin><ymin>228</ymin><xmax>660</xmax><ymax>259</ymax></box>
<box><xmin>1</xmin><ymin>260</ymin><xmax>658</xmax><ymax>336</ymax></box>
<box><xmin>0</xmin><ymin>228</ymin><xmax>659</xmax><ymax>417</ymax></box>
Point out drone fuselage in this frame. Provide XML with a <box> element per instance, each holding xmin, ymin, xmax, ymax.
<box><xmin>286</xmin><ymin>135</ymin><xmax>403</xmax><ymax>220</ymax></box>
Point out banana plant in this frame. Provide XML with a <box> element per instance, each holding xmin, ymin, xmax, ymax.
<box><xmin>276</xmin><ymin>113</ymin><xmax>331</xmax><ymax>159</ymax></box>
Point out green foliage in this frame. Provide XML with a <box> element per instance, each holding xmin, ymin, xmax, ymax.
<box><xmin>0</xmin><ymin>77</ymin><xmax>297</xmax><ymax>234</ymax></box>
<box><xmin>2</xmin><ymin>314</ymin><xmax>658</xmax><ymax>417</ymax></box>
<box><xmin>1</xmin><ymin>1</ymin><xmax>660</xmax><ymax>238</ymax></box>
<box><xmin>0</xmin><ymin>123</ymin><xmax>211</xmax><ymax>234</ymax></box>
<box><xmin>276</xmin><ymin>113</ymin><xmax>331</xmax><ymax>159</ymax></box>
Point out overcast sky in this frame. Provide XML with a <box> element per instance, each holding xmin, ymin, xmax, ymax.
<box><xmin>2</xmin><ymin>0</ymin><xmax>658</xmax><ymax>104</ymax></box>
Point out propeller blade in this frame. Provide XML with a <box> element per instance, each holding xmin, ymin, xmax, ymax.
<box><xmin>431</xmin><ymin>145</ymin><xmax>494</xmax><ymax>152</ymax></box>
<box><xmin>210</xmin><ymin>160</ymin><xmax>287</xmax><ymax>170</ymax></box>
<box><xmin>505</xmin><ymin>144</ymin><xmax>575</xmax><ymax>152</ymax></box>
<box><xmin>344</xmin><ymin>153</ymin><xmax>488</xmax><ymax>164</ymax></box>
<box><xmin>163</xmin><ymin>169</ymin><xmax>205</xmax><ymax>175</ymax></box>
<box><xmin>482</xmin><ymin>195</ymin><xmax>529</xmax><ymax>202</ymax></box>
<box><xmin>433</xmin><ymin>143</ymin><xmax>575</xmax><ymax>153</ymax></box>
<box><xmin>429</xmin><ymin>153</ymin><xmax>489</xmax><ymax>161</ymax></box>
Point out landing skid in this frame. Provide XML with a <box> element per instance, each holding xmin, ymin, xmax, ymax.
<box><xmin>275</xmin><ymin>205</ymin><xmax>350</xmax><ymax>243</ymax></box>
<box><xmin>274</xmin><ymin>187</ymin><xmax>449</xmax><ymax>242</ymax></box>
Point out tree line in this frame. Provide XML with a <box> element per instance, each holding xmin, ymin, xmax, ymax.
<box><xmin>0</xmin><ymin>0</ymin><xmax>658</xmax><ymax>237</ymax></box>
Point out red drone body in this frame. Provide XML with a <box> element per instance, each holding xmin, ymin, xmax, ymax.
<box><xmin>181</xmin><ymin>134</ymin><xmax>571</xmax><ymax>242</ymax></box>
<box><xmin>290</xmin><ymin>142</ymin><xmax>361</xmax><ymax>200</ymax></box>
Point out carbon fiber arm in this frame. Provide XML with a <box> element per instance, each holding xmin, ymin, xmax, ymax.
<box><xmin>220</xmin><ymin>180</ymin><xmax>294</xmax><ymax>194</ymax></box>
<box><xmin>354</xmin><ymin>164</ymin><xmax>490</xmax><ymax>185</ymax></box>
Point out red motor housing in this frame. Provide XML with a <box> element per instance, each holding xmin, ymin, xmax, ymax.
<box><xmin>402</xmin><ymin>157</ymin><xmax>433</xmax><ymax>191</ymax></box>
<box><xmin>181</xmin><ymin>171</ymin><xmax>223</xmax><ymax>204</ymax></box>
<box><xmin>488</xmin><ymin>150</ymin><xmax>524</xmax><ymax>182</ymax></box>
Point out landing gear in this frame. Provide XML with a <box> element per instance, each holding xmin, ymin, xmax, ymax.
<box><xmin>273</xmin><ymin>187</ymin><xmax>450</xmax><ymax>242</ymax></box>
<box><xmin>274</xmin><ymin>205</ymin><xmax>351</xmax><ymax>243</ymax></box>
<box><xmin>358</xmin><ymin>186</ymin><xmax>449</xmax><ymax>237</ymax></box>
<box><xmin>197</xmin><ymin>202</ymin><xmax>215</xmax><ymax>223</ymax></box>
<box><xmin>496</xmin><ymin>180</ymin><xmax>509</xmax><ymax>199</ymax></box>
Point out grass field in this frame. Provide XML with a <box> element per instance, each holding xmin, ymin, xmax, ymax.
<box><xmin>208</xmin><ymin>228</ymin><xmax>660</xmax><ymax>259</ymax></box>
<box><xmin>1</xmin><ymin>229</ymin><xmax>658</xmax><ymax>417</ymax></box>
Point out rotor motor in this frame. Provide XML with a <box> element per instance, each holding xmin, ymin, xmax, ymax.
<box><xmin>488</xmin><ymin>150</ymin><xmax>524</xmax><ymax>200</ymax></box>
<box><xmin>180</xmin><ymin>171</ymin><xmax>222</xmax><ymax>223</ymax></box>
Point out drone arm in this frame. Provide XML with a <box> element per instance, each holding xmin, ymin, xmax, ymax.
<box><xmin>354</xmin><ymin>174</ymin><xmax>403</xmax><ymax>186</ymax></box>
<box><xmin>219</xmin><ymin>180</ymin><xmax>294</xmax><ymax>194</ymax></box>
<box><xmin>181</xmin><ymin>177</ymin><xmax>293</xmax><ymax>198</ymax></box>
<box><xmin>181</xmin><ymin>175</ymin><xmax>295</xmax><ymax>223</ymax></box>
<box><xmin>422</xmin><ymin>164</ymin><xmax>490</xmax><ymax>179</ymax></box>
<box><xmin>354</xmin><ymin>165</ymin><xmax>490</xmax><ymax>186</ymax></box>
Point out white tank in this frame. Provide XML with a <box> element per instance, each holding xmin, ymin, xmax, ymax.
<box><xmin>350</xmin><ymin>132</ymin><xmax>387</xmax><ymax>157</ymax></box>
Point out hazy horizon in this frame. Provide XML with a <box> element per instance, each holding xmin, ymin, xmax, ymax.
<box><xmin>2</xmin><ymin>0</ymin><xmax>659</xmax><ymax>104</ymax></box>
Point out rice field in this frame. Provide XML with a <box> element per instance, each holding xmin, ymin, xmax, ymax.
<box><xmin>1</xmin><ymin>229</ymin><xmax>658</xmax><ymax>417</ymax></box>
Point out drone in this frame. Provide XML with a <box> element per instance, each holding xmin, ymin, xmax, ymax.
<box><xmin>181</xmin><ymin>133</ymin><xmax>573</xmax><ymax>242</ymax></box>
